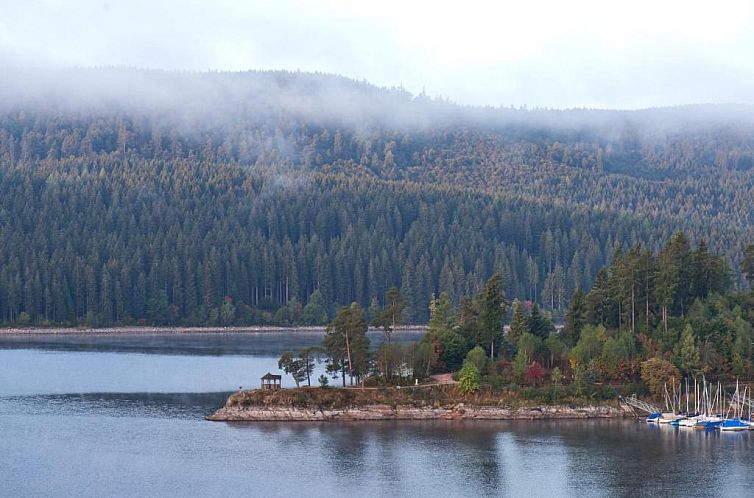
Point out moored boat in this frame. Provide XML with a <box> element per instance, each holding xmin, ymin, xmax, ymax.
<box><xmin>646</xmin><ymin>412</ymin><xmax>662</xmax><ymax>423</ymax></box>
<box><xmin>658</xmin><ymin>413</ymin><xmax>682</xmax><ymax>424</ymax></box>
<box><xmin>719</xmin><ymin>419</ymin><xmax>749</xmax><ymax>432</ymax></box>
<box><xmin>693</xmin><ymin>417</ymin><xmax>723</xmax><ymax>430</ymax></box>
<box><xmin>678</xmin><ymin>415</ymin><xmax>702</xmax><ymax>428</ymax></box>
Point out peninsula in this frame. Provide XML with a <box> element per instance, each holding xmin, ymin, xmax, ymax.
<box><xmin>207</xmin><ymin>385</ymin><xmax>626</xmax><ymax>422</ymax></box>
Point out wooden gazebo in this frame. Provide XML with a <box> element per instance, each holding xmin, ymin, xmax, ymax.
<box><xmin>261</xmin><ymin>372</ymin><xmax>282</xmax><ymax>390</ymax></box>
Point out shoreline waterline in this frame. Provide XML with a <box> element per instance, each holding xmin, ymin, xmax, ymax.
<box><xmin>208</xmin><ymin>403</ymin><xmax>627</xmax><ymax>422</ymax></box>
<box><xmin>207</xmin><ymin>387</ymin><xmax>628</xmax><ymax>422</ymax></box>
<box><xmin>0</xmin><ymin>325</ymin><xmax>427</xmax><ymax>336</ymax></box>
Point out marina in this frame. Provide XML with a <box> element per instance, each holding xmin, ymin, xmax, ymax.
<box><xmin>623</xmin><ymin>379</ymin><xmax>754</xmax><ymax>432</ymax></box>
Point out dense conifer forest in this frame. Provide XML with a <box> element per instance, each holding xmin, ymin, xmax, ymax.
<box><xmin>288</xmin><ymin>236</ymin><xmax>754</xmax><ymax>390</ymax></box>
<box><xmin>0</xmin><ymin>69</ymin><xmax>752</xmax><ymax>326</ymax></box>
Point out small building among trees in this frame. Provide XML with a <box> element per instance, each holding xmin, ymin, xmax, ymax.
<box><xmin>260</xmin><ymin>373</ymin><xmax>282</xmax><ymax>390</ymax></box>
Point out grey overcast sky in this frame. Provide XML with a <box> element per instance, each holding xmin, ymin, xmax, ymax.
<box><xmin>1</xmin><ymin>0</ymin><xmax>753</xmax><ymax>109</ymax></box>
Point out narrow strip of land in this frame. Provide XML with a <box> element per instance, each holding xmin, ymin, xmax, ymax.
<box><xmin>0</xmin><ymin>325</ymin><xmax>426</xmax><ymax>336</ymax></box>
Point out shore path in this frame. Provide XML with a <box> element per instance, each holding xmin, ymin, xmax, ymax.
<box><xmin>430</xmin><ymin>373</ymin><xmax>458</xmax><ymax>385</ymax></box>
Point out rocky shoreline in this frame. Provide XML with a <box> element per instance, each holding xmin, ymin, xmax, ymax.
<box><xmin>207</xmin><ymin>388</ymin><xmax>626</xmax><ymax>422</ymax></box>
<box><xmin>0</xmin><ymin>325</ymin><xmax>426</xmax><ymax>336</ymax></box>
<box><xmin>0</xmin><ymin>326</ymin><xmax>328</xmax><ymax>336</ymax></box>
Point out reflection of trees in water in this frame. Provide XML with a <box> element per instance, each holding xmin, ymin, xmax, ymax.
<box><xmin>245</xmin><ymin>422</ymin><xmax>373</xmax><ymax>491</ymax></box>
<box><xmin>234</xmin><ymin>420</ymin><xmax>507</xmax><ymax>495</ymax></box>
<box><xmin>0</xmin><ymin>330</ymin><xmax>425</xmax><ymax>356</ymax></box>
<box><xmin>545</xmin><ymin>420</ymin><xmax>754</xmax><ymax>496</ymax></box>
<box><xmin>448</xmin><ymin>423</ymin><xmax>505</xmax><ymax>494</ymax></box>
<box><xmin>217</xmin><ymin>419</ymin><xmax>754</xmax><ymax>495</ymax></box>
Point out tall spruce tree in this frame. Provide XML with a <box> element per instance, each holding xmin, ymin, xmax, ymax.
<box><xmin>586</xmin><ymin>268</ymin><xmax>610</xmax><ymax>326</ymax></box>
<box><xmin>479</xmin><ymin>273</ymin><xmax>507</xmax><ymax>358</ymax></box>
<box><xmin>563</xmin><ymin>288</ymin><xmax>587</xmax><ymax>346</ymax></box>
<box><xmin>508</xmin><ymin>299</ymin><xmax>529</xmax><ymax>349</ymax></box>
<box><xmin>527</xmin><ymin>303</ymin><xmax>553</xmax><ymax>340</ymax></box>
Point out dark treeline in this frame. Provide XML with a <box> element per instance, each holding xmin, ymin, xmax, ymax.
<box><xmin>398</xmin><ymin>236</ymin><xmax>754</xmax><ymax>396</ymax></box>
<box><xmin>563</xmin><ymin>233</ymin><xmax>754</xmax><ymax>382</ymax></box>
<box><xmin>0</xmin><ymin>158</ymin><xmax>672</xmax><ymax>326</ymax></box>
<box><xmin>0</xmin><ymin>70</ymin><xmax>753</xmax><ymax>326</ymax></box>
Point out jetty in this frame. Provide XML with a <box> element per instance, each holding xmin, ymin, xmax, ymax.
<box><xmin>619</xmin><ymin>394</ymin><xmax>662</xmax><ymax>417</ymax></box>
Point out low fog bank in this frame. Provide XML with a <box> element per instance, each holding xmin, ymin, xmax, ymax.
<box><xmin>3</xmin><ymin>67</ymin><xmax>754</xmax><ymax>136</ymax></box>
<box><xmin>0</xmin><ymin>67</ymin><xmax>456</xmax><ymax>130</ymax></box>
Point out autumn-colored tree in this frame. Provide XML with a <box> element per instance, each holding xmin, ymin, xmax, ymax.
<box><xmin>640</xmin><ymin>357</ymin><xmax>680</xmax><ymax>397</ymax></box>
<box><xmin>525</xmin><ymin>361</ymin><xmax>545</xmax><ymax>386</ymax></box>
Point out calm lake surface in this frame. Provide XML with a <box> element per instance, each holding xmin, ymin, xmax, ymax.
<box><xmin>1</xmin><ymin>330</ymin><xmax>752</xmax><ymax>497</ymax></box>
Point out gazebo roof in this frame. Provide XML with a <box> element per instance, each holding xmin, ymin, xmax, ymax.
<box><xmin>261</xmin><ymin>372</ymin><xmax>282</xmax><ymax>380</ymax></box>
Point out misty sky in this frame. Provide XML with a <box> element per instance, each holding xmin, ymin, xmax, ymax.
<box><xmin>2</xmin><ymin>0</ymin><xmax>754</xmax><ymax>109</ymax></box>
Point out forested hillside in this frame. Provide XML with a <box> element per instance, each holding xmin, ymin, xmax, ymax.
<box><xmin>0</xmin><ymin>69</ymin><xmax>752</xmax><ymax>326</ymax></box>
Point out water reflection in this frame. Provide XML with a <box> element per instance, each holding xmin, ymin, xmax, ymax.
<box><xmin>0</xmin><ymin>329</ymin><xmax>424</xmax><ymax>356</ymax></box>
<box><xmin>223</xmin><ymin>420</ymin><xmax>753</xmax><ymax>497</ymax></box>
<box><xmin>0</xmin><ymin>392</ymin><xmax>231</xmax><ymax>419</ymax></box>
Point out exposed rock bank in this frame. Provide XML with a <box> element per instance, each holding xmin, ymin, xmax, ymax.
<box><xmin>207</xmin><ymin>387</ymin><xmax>625</xmax><ymax>422</ymax></box>
<box><xmin>208</xmin><ymin>403</ymin><xmax>624</xmax><ymax>421</ymax></box>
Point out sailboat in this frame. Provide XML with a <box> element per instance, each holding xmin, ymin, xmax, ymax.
<box><xmin>658</xmin><ymin>380</ymin><xmax>686</xmax><ymax>424</ymax></box>
<box><xmin>646</xmin><ymin>412</ymin><xmax>662</xmax><ymax>423</ymax></box>
<box><xmin>719</xmin><ymin>419</ymin><xmax>749</xmax><ymax>431</ymax></box>
<box><xmin>720</xmin><ymin>383</ymin><xmax>751</xmax><ymax>432</ymax></box>
<box><xmin>678</xmin><ymin>378</ymin><xmax>702</xmax><ymax>428</ymax></box>
<box><xmin>692</xmin><ymin>379</ymin><xmax>723</xmax><ymax>430</ymax></box>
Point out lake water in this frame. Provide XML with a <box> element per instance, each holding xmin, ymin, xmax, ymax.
<box><xmin>1</xmin><ymin>331</ymin><xmax>752</xmax><ymax>497</ymax></box>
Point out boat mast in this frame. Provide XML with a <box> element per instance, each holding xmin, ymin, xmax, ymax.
<box><xmin>686</xmin><ymin>378</ymin><xmax>689</xmax><ymax>415</ymax></box>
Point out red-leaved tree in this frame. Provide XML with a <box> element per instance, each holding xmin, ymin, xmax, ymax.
<box><xmin>526</xmin><ymin>361</ymin><xmax>545</xmax><ymax>386</ymax></box>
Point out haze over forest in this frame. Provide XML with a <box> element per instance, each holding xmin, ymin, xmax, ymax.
<box><xmin>0</xmin><ymin>67</ymin><xmax>752</xmax><ymax>326</ymax></box>
<box><xmin>4</xmin><ymin>0</ymin><xmax>754</xmax><ymax>109</ymax></box>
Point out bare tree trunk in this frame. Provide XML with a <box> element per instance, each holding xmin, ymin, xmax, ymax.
<box><xmin>663</xmin><ymin>306</ymin><xmax>668</xmax><ymax>335</ymax></box>
<box><xmin>645</xmin><ymin>283</ymin><xmax>649</xmax><ymax>332</ymax></box>
<box><xmin>305</xmin><ymin>351</ymin><xmax>311</xmax><ymax>387</ymax></box>
<box><xmin>345</xmin><ymin>332</ymin><xmax>353</xmax><ymax>384</ymax></box>
<box><xmin>631</xmin><ymin>280</ymin><xmax>636</xmax><ymax>333</ymax></box>
<box><xmin>618</xmin><ymin>301</ymin><xmax>622</xmax><ymax>333</ymax></box>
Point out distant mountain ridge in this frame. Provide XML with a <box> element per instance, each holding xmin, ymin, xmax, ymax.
<box><xmin>3</xmin><ymin>67</ymin><xmax>754</xmax><ymax>127</ymax></box>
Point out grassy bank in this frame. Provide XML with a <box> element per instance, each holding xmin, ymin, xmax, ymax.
<box><xmin>226</xmin><ymin>385</ymin><xmax>621</xmax><ymax>411</ymax></box>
